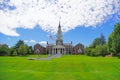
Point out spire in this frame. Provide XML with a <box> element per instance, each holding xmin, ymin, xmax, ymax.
<box><xmin>57</xmin><ymin>21</ymin><xmax>62</xmax><ymax>40</ymax></box>
<box><xmin>58</xmin><ymin>20</ymin><xmax>61</xmax><ymax>28</ymax></box>
<box><xmin>56</xmin><ymin>21</ymin><xmax>63</xmax><ymax>45</ymax></box>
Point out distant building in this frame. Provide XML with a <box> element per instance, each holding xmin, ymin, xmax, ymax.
<box><xmin>34</xmin><ymin>22</ymin><xmax>84</xmax><ymax>54</ymax></box>
<box><xmin>34</xmin><ymin>44</ymin><xmax>46</xmax><ymax>54</ymax></box>
<box><xmin>73</xmin><ymin>43</ymin><xmax>84</xmax><ymax>54</ymax></box>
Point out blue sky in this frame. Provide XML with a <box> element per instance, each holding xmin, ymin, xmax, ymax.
<box><xmin>0</xmin><ymin>0</ymin><xmax>120</xmax><ymax>47</ymax></box>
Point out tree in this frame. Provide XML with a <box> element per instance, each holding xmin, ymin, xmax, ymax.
<box><xmin>10</xmin><ymin>46</ymin><xmax>17</xmax><ymax>56</ymax></box>
<box><xmin>108</xmin><ymin>33</ymin><xmax>114</xmax><ymax>54</ymax></box>
<box><xmin>100</xmin><ymin>33</ymin><xmax>106</xmax><ymax>45</ymax></box>
<box><xmin>12</xmin><ymin>50</ymin><xmax>17</xmax><ymax>56</ymax></box>
<box><xmin>95</xmin><ymin>44</ymin><xmax>108</xmax><ymax>57</ymax></box>
<box><xmin>85</xmin><ymin>44</ymin><xmax>108</xmax><ymax>57</ymax></box>
<box><xmin>90</xmin><ymin>38</ymin><xmax>99</xmax><ymax>48</ymax></box>
<box><xmin>86</xmin><ymin>33</ymin><xmax>107</xmax><ymax>57</ymax></box>
<box><xmin>14</xmin><ymin>40</ymin><xmax>33</xmax><ymax>56</ymax></box>
<box><xmin>15</xmin><ymin>40</ymin><xmax>24</xmax><ymax>49</ymax></box>
<box><xmin>18</xmin><ymin>44</ymin><xmax>28</xmax><ymax>56</ymax></box>
<box><xmin>28</xmin><ymin>46</ymin><xmax>33</xmax><ymax>54</ymax></box>
<box><xmin>84</xmin><ymin>47</ymin><xmax>92</xmax><ymax>56</ymax></box>
<box><xmin>0</xmin><ymin>44</ymin><xmax>10</xmax><ymax>56</ymax></box>
<box><xmin>90</xmin><ymin>34</ymin><xmax>106</xmax><ymax>48</ymax></box>
<box><xmin>108</xmin><ymin>23</ymin><xmax>120</xmax><ymax>56</ymax></box>
<box><xmin>15</xmin><ymin>40</ymin><xmax>26</xmax><ymax>55</ymax></box>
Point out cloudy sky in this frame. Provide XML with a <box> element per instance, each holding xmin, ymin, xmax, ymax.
<box><xmin>0</xmin><ymin>0</ymin><xmax>120</xmax><ymax>47</ymax></box>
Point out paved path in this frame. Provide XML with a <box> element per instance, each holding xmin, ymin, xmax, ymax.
<box><xmin>28</xmin><ymin>54</ymin><xmax>62</xmax><ymax>60</ymax></box>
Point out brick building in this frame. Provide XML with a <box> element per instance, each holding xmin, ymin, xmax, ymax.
<box><xmin>73</xmin><ymin>43</ymin><xmax>84</xmax><ymax>54</ymax></box>
<box><xmin>34</xmin><ymin>44</ymin><xmax>46</xmax><ymax>54</ymax></box>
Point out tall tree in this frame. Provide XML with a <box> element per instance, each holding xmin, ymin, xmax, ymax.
<box><xmin>28</xmin><ymin>46</ymin><xmax>33</xmax><ymax>54</ymax></box>
<box><xmin>108</xmin><ymin>33</ymin><xmax>114</xmax><ymax>54</ymax></box>
<box><xmin>108</xmin><ymin>23</ymin><xmax>120</xmax><ymax>55</ymax></box>
<box><xmin>15</xmin><ymin>40</ymin><xmax>24</xmax><ymax>49</ymax></box>
<box><xmin>90</xmin><ymin>38</ymin><xmax>99</xmax><ymax>48</ymax></box>
<box><xmin>90</xmin><ymin>34</ymin><xmax>106</xmax><ymax>48</ymax></box>
<box><xmin>15</xmin><ymin>40</ymin><xmax>24</xmax><ymax>55</ymax></box>
<box><xmin>100</xmin><ymin>33</ymin><xmax>106</xmax><ymax>45</ymax></box>
<box><xmin>10</xmin><ymin>46</ymin><xmax>18</xmax><ymax>56</ymax></box>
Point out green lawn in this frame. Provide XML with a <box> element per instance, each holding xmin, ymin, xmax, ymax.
<box><xmin>0</xmin><ymin>55</ymin><xmax>120</xmax><ymax>80</ymax></box>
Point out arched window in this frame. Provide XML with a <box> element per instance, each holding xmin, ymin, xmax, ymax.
<box><xmin>36</xmin><ymin>49</ymin><xmax>40</xmax><ymax>54</ymax></box>
<box><xmin>78</xmin><ymin>48</ymin><xmax>82</xmax><ymax>53</ymax></box>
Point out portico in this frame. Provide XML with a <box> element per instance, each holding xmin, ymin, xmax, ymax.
<box><xmin>52</xmin><ymin>45</ymin><xmax>66</xmax><ymax>54</ymax></box>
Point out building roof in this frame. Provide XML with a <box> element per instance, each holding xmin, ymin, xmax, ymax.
<box><xmin>47</xmin><ymin>43</ymin><xmax>55</xmax><ymax>46</ymax></box>
<box><xmin>53</xmin><ymin>45</ymin><xmax>65</xmax><ymax>48</ymax></box>
<box><xmin>34</xmin><ymin>43</ymin><xmax>45</xmax><ymax>48</ymax></box>
<box><xmin>74</xmin><ymin>43</ymin><xmax>84</xmax><ymax>48</ymax></box>
<box><xmin>64</xmin><ymin>43</ymin><xmax>72</xmax><ymax>45</ymax></box>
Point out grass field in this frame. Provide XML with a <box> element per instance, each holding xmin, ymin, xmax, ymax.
<box><xmin>0</xmin><ymin>55</ymin><xmax>120</xmax><ymax>80</ymax></box>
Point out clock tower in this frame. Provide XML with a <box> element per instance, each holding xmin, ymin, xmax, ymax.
<box><xmin>56</xmin><ymin>22</ymin><xmax>63</xmax><ymax>45</ymax></box>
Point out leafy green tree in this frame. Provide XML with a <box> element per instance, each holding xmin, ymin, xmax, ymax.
<box><xmin>15</xmin><ymin>40</ymin><xmax>24</xmax><ymax>49</ymax></box>
<box><xmin>86</xmin><ymin>45</ymin><xmax>108</xmax><ymax>57</ymax></box>
<box><xmin>10</xmin><ymin>46</ymin><xmax>17</xmax><ymax>56</ymax></box>
<box><xmin>95</xmin><ymin>44</ymin><xmax>108</xmax><ymax>57</ymax></box>
<box><xmin>108</xmin><ymin>33</ymin><xmax>114</xmax><ymax>54</ymax></box>
<box><xmin>91</xmin><ymin>48</ymin><xmax>96</xmax><ymax>56</ymax></box>
<box><xmin>86</xmin><ymin>33</ymin><xmax>107</xmax><ymax>57</ymax></box>
<box><xmin>28</xmin><ymin>46</ymin><xmax>33</xmax><ymax>54</ymax></box>
<box><xmin>12</xmin><ymin>50</ymin><xmax>17</xmax><ymax>56</ymax></box>
<box><xmin>18</xmin><ymin>44</ymin><xmax>28</xmax><ymax>56</ymax></box>
<box><xmin>90</xmin><ymin>34</ymin><xmax>106</xmax><ymax>48</ymax></box>
<box><xmin>13</xmin><ymin>40</ymin><xmax>33</xmax><ymax>56</ymax></box>
<box><xmin>84</xmin><ymin>47</ymin><xmax>92</xmax><ymax>56</ymax></box>
<box><xmin>90</xmin><ymin>38</ymin><xmax>101</xmax><ymax>48</ymax></box>
<box><xmin>0</xmin><ymin>44</ymin><xmax>10</xmax><ymax>56</ymax></box>
<box><xmin>108</xmin><ymin>23</ymin><xmax>120</xmax><ymax>56</ymax></box>
<box><xmin>15</xmin><ymin>40</ymin><xmax>27</xmax><ymax>55</ymax></box>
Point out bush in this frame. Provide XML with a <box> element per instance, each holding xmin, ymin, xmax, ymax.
<box><xmin>91</xmin><ymin>48</ymin><xmax>98</xmax><ymax>56</ymax></box>
<box><xmin>84</xmin><ymin>47</ymin><xmax>92</xmax><ymax>56</ymax></box>
<box><xmin>85</xmin><ymin>44</ymin><xmax>108</xmax><ymax>57</ymax></box>
<box><xmin>95</xmin><ymin>45</ymin><xmax>108</xmax><ymax>57</ymax></box>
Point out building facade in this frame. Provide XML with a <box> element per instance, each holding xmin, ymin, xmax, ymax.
<box><xmin>73</xmin><ymin>43</ymin><xmax>84</xmax><ymax>54</ymax></box>
<box><xmin>34</xmin><ymin>43</ymin><xmax>46</xmax><ymax>54</ymax></box>
<box><xmin>34</xmin><ymin>23</ymin><xmax>84</xmax><ymax>55</ymax></box>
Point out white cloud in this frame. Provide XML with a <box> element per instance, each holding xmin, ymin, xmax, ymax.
<box><xmin>0</xmin><ymin>0</ymin><xmax>120</xmax><ymax>36</ymax></box>
<box><xmin>29</xmin><ymin>40</ymin><xmax>36</xmax><ymax>43</ymax></box>
<box><xmin>24</xmin><ymin>40</ymin><xmax>47</xmax><ymax>45</ymax></box>
<box><xmin>24</xmin><ymin>40</ymin><xmax>36</xmax><ymax>43</ymax></box>
<box><xmin>24</xmin><ymin>40</ymin><xmax>29</xmax><ymax>43</ymax></box>
<box><xmin>39</xmin><ymin>41</ymin><xmax>47</xmax><ymax>45</ymax></box>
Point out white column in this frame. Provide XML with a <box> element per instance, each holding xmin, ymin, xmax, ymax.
<box><xmin>63</xmin><ymin>48</ymin><xmax>64</xmax><ymax>55</ymax></box>
<box><xmin>52</xmin><ymin>48</ymin><xmax>53</xmax><ymax>55</ymax></box>
<box><xmin>49</xmin><ymin>47</ymin><xmax>50</xmax><ymax>55</ymax></box>
<box><xmin>62</xmin><ymin>48</ymin><xmax>63</xmax><ymax>54</ymax></box>
<box><xmin>64</xmin><ymin>48</ymin><xmax>66</xmax><ymax>55</ymax></box>
<box><xmin>53</xmin><ymin>48</ymin><xmax>55</xmax><ymax>55</ymax></box>
<box><xmin>55</xmin><ymin>48</ymin><xmax>56</xmax><ymax>55</ymax></box>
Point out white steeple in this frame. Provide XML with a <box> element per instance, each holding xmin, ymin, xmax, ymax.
<box><xmin>56</xmin><ymin>21</ymin><xmax>63</xmax><ymax>45</ymax></box>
